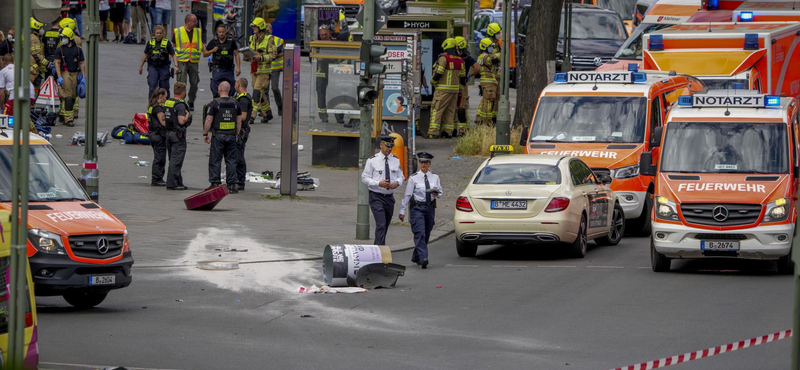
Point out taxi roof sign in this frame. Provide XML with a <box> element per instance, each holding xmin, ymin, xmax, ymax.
<box><xmin>490</xmin><ymin>145</ymin><xmax>514</xmax><ymax>152</ymax></box>
<box><xmin>554</xmin><ymin>72</ymin><xmax>646</xmax><ymax>84</ymax></box>
<box><xmin>678</xmin><ymin>93</ymin><xmax>780</xmax><ymax>107</ymax></box>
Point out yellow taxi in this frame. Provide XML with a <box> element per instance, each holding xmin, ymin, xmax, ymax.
<box><xmin>454</xmin><ymin>147</ymin><xmax>625</xmax><ymax>258</ymax></box>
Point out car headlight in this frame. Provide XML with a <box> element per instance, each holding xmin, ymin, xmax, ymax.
<box><xmin>612</xmin><ymin>164</ymin><xmax>640</xmax><ymax>179</ymax></box>
<box><xmin>763</xmin><ymin>198</ymin><xmax>790</xmax><ymax>222</ymax></box>
<box><xmin>123</xmin><ymin>229</ymin><xmax>131</xmax><ymax>253</ymax></box>
<box><xmin>655</xmin><ymin>196</ymin><xmax>679</xmax><ymax>221</ymax></box>
<box><xmin>27</xmin><ymin>229</ymin><xmax>66</xmax><ymax>255</ymax></box>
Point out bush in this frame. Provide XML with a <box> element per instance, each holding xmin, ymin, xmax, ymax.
<box><xmin>454</xmin><ymin>125</ymin><xmax>525</xmax><ymax>157</ymax></box>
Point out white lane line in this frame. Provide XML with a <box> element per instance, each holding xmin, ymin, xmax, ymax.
<box><xmin>537</xmin><ymin>265</ymin><xmax>577</xmax><ymax>268</ymax></box>
<box><xmin>446</xmin><ymin>264</ymin><xmax>480</xmax><ymax>267</ymax></box>
<box><xmin>587</xmin><ymin>266</ymin><xmax>625</xmax><ymax>269</ymax></box>
<box><xmin>492</xmin><ymin>265</ymin><xmax>528</xmax><ymax>268</ymax></box>
<box><xmin>637</xmin><ymin>266</ymin><xmax>651</xmax><ymax>269</ymax></box>
<box><xmin>40</xmin><ymin>362</ymin><xmax>183</xmax><ymax>370</ymax></box>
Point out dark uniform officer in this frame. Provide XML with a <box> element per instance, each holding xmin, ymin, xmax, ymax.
<box><xmin>42</xmin><ymin>25</ymin><xmax>61</xmax><ymax>79</ymax></box>
<box><xmin>234</xmin><ymin>78</ymin><xmax>253</xmax><ymax>191</ymax></box>
<box><xmin>204</xmin><ymin>24</ymin><xmax>240</xmax><ymax>99</ymax></box>
<box><xmin>139</xmin><ymin>25</ymin><xmax>177</xmax><ymax>99</ymax></box>
<box><xmin>203</xmin><ymin>81</ymin><xmax>242</xmax><ymax>193</ymax></box>
<box><xmin>399</xmin><ymin>152</ymin><xmax>442</xmax><ymax>269</ymax></box>
<box><xmin>147</xmin><ymin>88</ymin><xmax>168</xmax><ymax>186</ymax></box>
<box><xmin>164</xmin><ymin>82</ymin><xmax>191</xmax><ymax>190</ymax></box>
<box><xmin>361</xmin><ymin>136</ymin><xmax>404</xmax><ymax>245</ymax></box>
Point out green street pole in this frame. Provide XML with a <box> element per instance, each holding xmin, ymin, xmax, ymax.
<box><xmin>9</xmin><ymin>0</ymin><xmax>32</xmax><ymax>366</ymax></box>
<box><xmin>467</xmin><ymin>0</ymin><xmax>475</xmax><ymax>85</ymax></box>
<box><xmin>83</xmin><ymin>0</ymin><xmax>100</xmax><ymax>201</ymax></box>
<box><xmin>495</xmin><ymin>0</ymin><xmax>512</xmax><ymax>146</ymax></box>
<box><xmin>356</xmin><ymin>0</ymin><xmax>376</xmax><ymax>240</ymax></box>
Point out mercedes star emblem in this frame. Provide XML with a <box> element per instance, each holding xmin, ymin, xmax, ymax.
<box><xmin>712</xmin><ymin>206</ymin><xmax>729</xmax><ymax>222</ymax></box>
<box><xmin>593</xmin><ymin>57</ymin><xmax>604</xmax><ymax>66</ymax></box>
<box><xmin>505</xmin><ymin>190</ymin><xmax>512</xmax><ymax>196</ymax></box>
<box><xmin>96</xmin><ymin>237</ymin><xmax>110</xmax><ymax>254</ymax></box>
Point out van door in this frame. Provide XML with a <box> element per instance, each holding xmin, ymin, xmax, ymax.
<box><xmin>648</xmin><ymin>95</ymin><xmax>664</xmax><ymax>165</ymax></box>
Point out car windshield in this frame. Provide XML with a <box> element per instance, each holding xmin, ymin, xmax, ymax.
<box><xmin>474</xmin><ymin>164</ymin><xmax>562</xmax><ymax>185</ymax></box>
<box><xmin>559</xmin><ymin>11</ymin><xmax>627</xmax><ymax>40</ymax></box>
<box><xmin>0</xmin><ymin>145</ymin><xmax>89</xmax><ymax>202</ymax></box>
<box><xmin>614</xmin><ymin>23</ymin><xmax>670</xmax><ymax>60</ymax></box>
<box><xmin>597</xmin><ymin>0</ymin><xmax>639</xmax><ymax>20</ymax></box>
<box><xmin>699</xmin><ymin>79</ymin><xmax>749</xmax><ymax>90</ymax></box>
<box><xmin>660</xmin><ymin>122</ymin><xmax>789</xmax><ymax>174</ymax></box>
<box><xmin>529</xmin><ymin>96</ymin><xmax>648</xmax><ymax>143</ymax></box>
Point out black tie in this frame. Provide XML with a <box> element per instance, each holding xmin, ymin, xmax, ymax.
<box><xmin>384</xmin><ymin>157</ymin><xmax>390</xmax><ymax>182</ymax></box>
<box><xmin>424</xmin><ymin>174</ymin><xmax>432</xmax><ymax>204</ymax></box>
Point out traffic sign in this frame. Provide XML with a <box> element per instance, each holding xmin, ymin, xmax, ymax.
<box><xmin>36</xmin><ymin>76</ymin><xmax>59</xmax><ymax>107</ymax></box>
<box><xmin>356</xmin><ymin>4</ymin><xmax>388</xmax><ymax>31</ymax></box>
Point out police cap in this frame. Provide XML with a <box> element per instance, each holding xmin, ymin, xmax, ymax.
<box><xmin>379</xmin><ymin>135</ymin><xmax>395</xmax><ymax>147</ymax></box>
<box><xmin>417</xmin><ymin>152</ymin><xmax>434</xmax><ymax>162</ymax></box>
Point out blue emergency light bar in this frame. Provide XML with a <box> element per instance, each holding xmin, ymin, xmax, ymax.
<box><xmin>554</xmin><ymin>72</ymin><xmax>646</xmax><ymax>84</ymax></box>
<box><xmin>627</xmin><ymin>63</ymin><xmax>639</xmax><ymax>72</ymax></box>
<box><xmin>744</xmin><ymin>33</ymin><xmax>759</xmax><ymax>50</ymax></box>
<box><xmin>739</xmin><ymin>11</ymin><xmax>753</xmax><ymax>21</ymax></box>
<box><xmin>678</xmin><ymin>94</ymin><xmax>780</xmax><ymax>107</ymax></box>
<box><xmin>554</xmin><ymin>73</ymin><xmax>568</xmax><ymax>82</ymax></box>
<box><xmin>8</xmin><ymin>116</ymin><xmax>12</xmax><ymax>128</ymax></box>
<box><xmin>649</xmin><ymin>35</ymin><xmax>664</xmax><ymax>51</ymax></box>
<box><xmin>706</xmin><ymin>0</ymin><xmax>719</xmax><ymax>10</ymax></box>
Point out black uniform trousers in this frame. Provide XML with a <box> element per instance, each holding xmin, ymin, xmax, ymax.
<box><xmin>410</xmin><ymin>204</ymin><xmax>435</xmax><ymax>263</ymax></box>
<box><xmin>235</xmin><ymin>130</ymin><xmax>249</xmax><ymax>185</ymax></box>
<box><xmin>166</xmin><ymin>130</ymin><xmax>187</xmax><ymax>187</ymax></box>
<box><xmin>208</xmin><ymin>133</ymin><xmax>239</xmax><ymax>185</ymax></box>
<box><xmin>148</xmin><ymin>64</ymin><xmax>170</xmax><ymax>99</ymax></box>
<box><xmin>315</xmin><ymin>78</ymin><xmax>344</xmax><ymax>123</ymax></box>
<box><xmin>210</xmin><ymin>68</ymin><xmax>235</xmax><ymax>99</ymax></box>
<box><xmin>150</xmin><ymin>131</ymin><xmax>167</xmax><ymax>183</ymax></box>
<box><xmin>369</xmin><ymin>191</ymin><xmax>395</xmax><ymax>245</ymax></box>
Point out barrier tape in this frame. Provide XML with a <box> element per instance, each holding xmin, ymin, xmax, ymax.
<box><xmin>609</xmin><ymin>330</ymin><xmax>792</xmax><ymax>370</ymax></box>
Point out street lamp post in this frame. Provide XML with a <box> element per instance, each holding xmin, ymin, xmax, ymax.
<box><xmin>495</xmin><ymin>0</ymin><xmax>513</xmax><ymax>146</ymax></box>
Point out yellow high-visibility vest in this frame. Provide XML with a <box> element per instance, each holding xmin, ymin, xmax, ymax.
<box><xmin>174</xmin><ymin>26</ymin><xmax>202</xmax><ymax>63</ymax></box>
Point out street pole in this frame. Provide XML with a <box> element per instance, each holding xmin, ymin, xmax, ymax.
<box><xmin>83</xmin><ymin>0</ymin><xmax>100</xmax><ymax>201</ymax></box>
<box><xmin>356</xmin><ymin>0</ymin><xmax>376</xmax><ymax>240</ymax></box>
<box><xmin>561</xmin><ymin>1</ymin><xmax>573</xmax><ymax>72</ymax></box>
<box><xmin>467</xmin><ymin>0</ymin><xmax>476</xmax><ymax>76</ymax></box>
<box><xmin>495</xmin><ymin>0</ymin><xmax>512</xmax><ymax>146</ymax></box>
<box><xmin>9</xmin><ymin>0</ymin><xmax>32</xmax><ymax>366</ymax></box>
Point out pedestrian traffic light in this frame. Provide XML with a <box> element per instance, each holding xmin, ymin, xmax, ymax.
<box><xmin>359</xmin><ymin>40</ymin><xmax>387</xmax><ymax>78</ymax></box>
<box><xmin>358</xmin><ymin>83</ymin><xmax>379</xmax><ymax>105</ymax></box>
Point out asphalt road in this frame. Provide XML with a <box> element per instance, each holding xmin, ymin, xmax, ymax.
<box><xmin>37</xmin><ymin>234</ymin><xmax>793</xmax><ymax>370</ymax></box>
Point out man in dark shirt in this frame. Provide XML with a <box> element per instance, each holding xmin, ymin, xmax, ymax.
<box><xmin>203</xmin><ymin>81</ymin><xmax>242</xmax><ymax>193</ymax></box>
<box><xmin>203</xmin><ymin>24</ymin><xmax>240</xmax><ymax>99</ymax></box>
<box><xmin>233</xmin><ymin>78</ymin><xmax>253</xmax><ymax>191</ymax></box>
<box><xmin>55</xmin><ymin>27</ymin><xmax>85</xmax><ymax>127</ymax></box>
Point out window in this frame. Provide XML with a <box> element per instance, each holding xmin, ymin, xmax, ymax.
<box><xmin>570</xmin><ymin>160</ymin><xmax>596</xmax><ymax>186</ymax></box>
<box><xmin>474</xmin><ymin>163</ymin><xmax>562</xmax><ymax>185</ymax></box>
<box><xmin>649</xmin><ymin>96</ymin><xmax>662</xmax><ymax>144</ymax></box>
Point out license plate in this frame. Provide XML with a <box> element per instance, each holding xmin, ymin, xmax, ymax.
<box><xmin>491</xmin><ymin>200</ymin><xmax>527</xmax><ymax>209</ymax></box>
<box><xmin>701</xmin><ymin>241</ymin><xmax>740</xmax><ymax>252</ymax></box>
<box><xmin>88</xmin><ymin>276</ymin><xmax>115</xmax><ymax>286</ymax></box>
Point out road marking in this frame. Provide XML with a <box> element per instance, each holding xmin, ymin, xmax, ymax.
<box><xmin>446</xmin><ymin>264</ymin><xmax>479</xmax><ymax>267</ymax></box>
<box><xmin>66</xmin><ymin>163</ymin><xmax>79</xmax><ymax>167</ymax></box>
<box><xmin>587</xmin><ymin>266</ymin><xmax>625</xmax><ymax>269</ymax></box>
<box><xmin>537</xmin><ymin>265</ymin><xmax>577</xmax><ymax>268</ymax></box>
<box><xmin>637</xmin><ymin>267</ymin><xmax>651</xmax><ymax>269</ymax></box>
<box><xmin>492</xmin><ymin>265</ymin><xmax>527</xmax><ymax>268</ymax></box>
<box><xmin>40</xmin><ymin>362</ymin><xmax>183</xmax><ymax>370</ymax></box>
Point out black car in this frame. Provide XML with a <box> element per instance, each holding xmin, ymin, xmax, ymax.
<box><xmin>518</xmin><ymin>4</ymin><xmax>628</xmax><ymax>71</ymax></box>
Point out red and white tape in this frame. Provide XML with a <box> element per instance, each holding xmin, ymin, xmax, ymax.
<box><xmin>609</xmin><ymin>329</ymin><xmax>792</xmax><ymax>370</ymax></box>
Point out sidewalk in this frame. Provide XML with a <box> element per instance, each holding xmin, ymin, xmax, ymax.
<box><xmin>45</xmin><ymin>42</ymin><xmax>513</xmax><ymax>266</ymax></box>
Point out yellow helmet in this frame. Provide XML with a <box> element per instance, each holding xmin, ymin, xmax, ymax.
<box><xmin>30</xmin><ymin>17</ymin><xmax>44</xmax><ymax>32</ymax></box>
<box><xmin>442</xmin><ymin>38</ymin><xmax>456</xmax><ymax>50</ymax></box>
<box><xmin>479</xmin><ymin>37</ymin><xmax>493</xmax><ymax>51</ymax></box>
<box><xmin>59</xmin><ymin>17</ymin><xmax>76</xmax><ymax>31</ymax></box>
<box><xmin>60</xmin><ymin>27</ymin><xmax>75</xmax><ymax>41</ymax></box>
<box><xmin>250</xmin><ymin>17</ymin><xmax>267</xmax><ymax>31</ymax></box>
<box><xmin>487</xmin><ymin>23</ymin><xmax>502</xmax><ymax>37</ymax></box>
<box><xmin>454</xmin><ymin>36</ymin><xmax>467</xmax><ymax>50</ymax></box>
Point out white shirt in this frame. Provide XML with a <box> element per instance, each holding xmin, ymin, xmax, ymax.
<box><xmin>99</xmin><ymin>0</ymin><xmax>110</xmax><ymax>11</ymax></box>
<box><xmin>361</xmin><ymin>152</ymin><xmax>404</xmax><ymax>194</ymax></box>
<box><xmin>0</xmin><ymin>64</ymin><xmax>36</xmax><ymax>100</ymax></box>
<box><xmin>400</xmin><ymin>171</ymin><xmax>443</xmax><ymax>216</ymax></box>
<box><xmin>156</xmin><ymin>0</ymin><xmax>171</xmax><ymax>9</ymax></box>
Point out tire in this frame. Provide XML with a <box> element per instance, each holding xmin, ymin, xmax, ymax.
<box><xmin>569</xmin><ymin>215</ymin><xmax>588</xmax><ymax>258</ymax></box>
<box><xmin>777</xmin><ymin>254</ymin><xmax>794</xmax><ymax>275</ymax></box>
<box><xmin>596</xmin><ymin>203</ymin><xmax>625</xmax><ymax>246</ymax></box>
<box><xmin>63</xmin><ymin>291</ymin><xmax>108</xmax><ymax>309</ymax></box>
<box><xmin>456</xmin><ymin>238</ymin><xmax>478</xmax><ymax>257</ymax></box>
<box><xmin>628</xmin><ymin>192</ymin><xmax>652</xmax><ymax>236</ymax></box>
<box><xmin>650</xmin><ymin>237</ymin><xmax>671</xmax><ymax>272</ymax></box>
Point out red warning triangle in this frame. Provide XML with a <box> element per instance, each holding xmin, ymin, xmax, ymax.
<box><xmin>38</xmin><ymin>77</ymin><xmax>58</xmax><ymax>99</ymax></box>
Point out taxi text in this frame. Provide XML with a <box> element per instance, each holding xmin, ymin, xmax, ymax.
<box><xmin>539</xmin><ymin>150</ymin><xmax>618</xmax><ymax>159</ymax></box>
<box><xmin>677</xmin><ymin>183</ymin><xmax>766</xmax><ymax>193</ymax></box>
<box><xmin>46</xmin><ymin>211</ymin><xmax>115</xmax><ymax>223</ymax></box>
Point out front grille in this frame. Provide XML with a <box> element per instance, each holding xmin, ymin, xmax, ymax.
<box><xmin>68</xmin><ymin>234</ymin><xmax>124</xmax><ymax>259</ymax></box>
<box><xmin>745</xmin><ymin>176</ymin><xmax>780</xmax><ymax>182</ymax></box>
<box><xmin>591</xmin><ymin>168</ymin><xmax>610</xmax><ymax>178</ymax></box>
<box><xmin>680</xmin><ymin>203</ymin><xmax>762</xmax><ymax>227</ymax></box>
<box><xmin>572</xmin><ymin>56</ymin><xmax>610</xmax><ymax>67</ymax></box>
<box><xmin>668</xmin><ymin>175</ymin><xmax>700</xmax><ymax>181</ymax></box>
<box><xmin>340</xmin><ymin>4</ymin><xmax>360</xmax><ymax>19</ymax></box>
<box><xmin>695</xmin><ymin>233</ymin><xmax>747</xmax><ymax>241</ymax></box>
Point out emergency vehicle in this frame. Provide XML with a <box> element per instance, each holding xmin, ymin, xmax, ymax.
<box><xmin>640</xmin><ymin>89</ymin><xmax>797</xmax><ymax>273</ymax></box>
<box><xmin>642</xmin><ymin>22</ymin><xmax>800</xmax><ymax>94</ymax></box>
<box><xmin>0</xmin><ymin>132</ymin><xmax>133</xmax><ymax>308</ymax></box>
<box><xmin>597</xmin><ymin>0</ymin><xmax>703</xmax><ymax>71</ymax></box>
<box><xmin>0</xmin><ymin>210</ymin><xmax>38</xmax><ymax>369</ymax></box>
<box><xmin>526</xmin><ymin>68</ymin><xmax>705</xmax><ymax>235</ymax></box>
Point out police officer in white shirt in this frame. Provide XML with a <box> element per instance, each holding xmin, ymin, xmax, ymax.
<box><xmin>399</xmin><ymin>152</ymin><xmax>442</xmax><ymax>269</ymax></box>
<box><xmin>361</xmin><ymin>135</ymin><xmax>404</xmax><ymax>245</ymax></box>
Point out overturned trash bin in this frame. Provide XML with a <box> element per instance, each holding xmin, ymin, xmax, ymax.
<box><xmin>184</xmin><ymin>185</ymin><xmax>229</xmax><ymax>210</ymax></box>
<box><xmin>322</xmin><ymin>244</ymin><xmax>405</xmax><ymax>288</ymax></box>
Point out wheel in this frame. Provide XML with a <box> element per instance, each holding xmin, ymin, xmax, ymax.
<box><xmin>569</xmin><ymin>215</ymin><xmax>588</xmax><ymax>258</ymax></box>
<box><xmin>777</xmin><ymin>254</ymin><xmax>794</xmax><ymax>275</ymax></box>
<box><xmin>63</xmin><ymin>291</ymin><xmax>108</xmax><ymax>309</ymax></box>
<box><xmin>596</xmin><ymin>203</ymin><xmax>625</xmax><ymax>246</ymax></box>
<box><xmin>650</xmin><ymin>237</ymin><xmax>671</xmax><ymax>272</ymax></box>
<box><xmin>628</xmin><ymin>192</ymin><xmax>652</xmax><ymax>236</ymax></box>
<box><xmin>456</xmin><ymin>238</ymin><xmax>478</xmax><ymax>257</ymax></box>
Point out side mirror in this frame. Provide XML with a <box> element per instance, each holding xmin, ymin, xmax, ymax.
<box><xmin>596</xmin><ymin>173</ymin><xmax>613</xmax><ymax>185</ymax></box>
<box><xmin>649</xmin><ymin>126</ymin><xmax>663</xmax><ymax>148</ymax></box>
<box><xmin>640</xmin><ymin>152</ymin><xmax>655</xmax><ymax>176</ymax></box>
